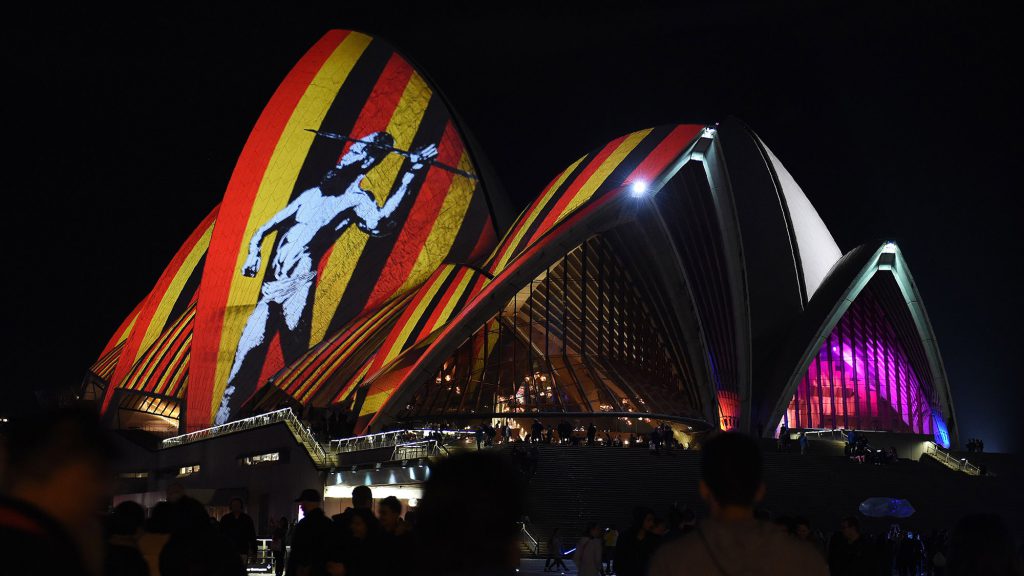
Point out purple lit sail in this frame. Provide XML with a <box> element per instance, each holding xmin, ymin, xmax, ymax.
<box><xmin>780</xmin><ymin>287</ymin><xmax>940</xmax><ymax>436</ymax></box>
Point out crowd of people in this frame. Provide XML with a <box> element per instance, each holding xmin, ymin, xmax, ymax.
<box><xmin>966</xmin><ymin>438</ymin><xmax>986</xmax><ymax>453</ymax></box>
<box><xmin>508</xmin><ymin>419</ymin><xmax>686</xmax><ymax>454</ymax></box>
<box><xmin>540</xmin><ymin>433</ymin><xmax>1021</xmax><ymax>576</ymax></box>
<box><xmin>0</xmin><ymin>408</ymin><xmax>532</xmax><ymax>575</ymax></box>
<box><xmin>2</xmin><ymin>408</ymin><xmax>1019</xmax><ymax>575</ymax></box>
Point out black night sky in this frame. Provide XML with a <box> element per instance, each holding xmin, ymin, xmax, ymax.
<box><xmin>5</xmin><ymin>5</ymin><xmax>1021</xmax><ymax>452</ymax></box>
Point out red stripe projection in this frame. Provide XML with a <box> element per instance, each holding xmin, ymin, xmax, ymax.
<box><xmin>364</xmin><ymin>121</ymin><xmax>463</xmax><ymax>310</ymax></box>
<box><xmin>108</xmin><ymin>207</ymin><xmax>217</xmax><ymax>393</ymax></box>
<box><xmin>360</xmin><ymin>192</ymin><xmax>619</xmax><ymax>432</ymax></box>
<box><xmin>98</xmin><ymin>299</ymin><xmax>145</xmax><ymax>358</ymax></box>
<box><xmin>469</xmin><ymin>221</ymin><xmax>497</xmax><ymax>264</ymax></box>
<box><xmin>188</xmin><ymin>32</ymin><xmax>347</xmax><ymax>429</ymax></box>
<box><xmin>420</xmin><ymin>267</ymin><xmax>470</xmax><ymax>335</ymax></box>
<box><xmin>359</xmin><ymin>125</ymin><xmax>703</xmax><ymax>430</ymax></box>
<box><xmin>316</xmin><ymin>52</ymin><xmax>414</xmax><ymax>270</ymax></box>
<box><xmin>523</xmin><ymin>135</ymin><xmax>628</xmax><ymax>249</ymax></box>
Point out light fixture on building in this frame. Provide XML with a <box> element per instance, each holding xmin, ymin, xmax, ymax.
<box><xmin>630</xmin><ymin>181</ymin><xmax>647</xmax><ymax>196</ymax></box>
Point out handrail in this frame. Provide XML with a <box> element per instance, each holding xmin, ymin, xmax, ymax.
<box><xmin>798</xmin><ymin>428</ymin><xmax>846</xmax><ymax>439</ymax></box>
<box><xmin>520</xmin><ymin>522</ymin><xmax>540</xmax><ymax>556</ymax></box>
<box><xmin>160</xmin><ymin>408</ymin><xmax>328</xmax><ymax>466</ymax></box>
<box><xmin>162</xmin><ymin>408</ymin><xmax>295</xmax><ymax>447</ymax></box>
<box><xmin>329</xmin><ymin>428</ymin><xmax>476</xmax><ymax>454</ymax></box>
<box><xmin>283</xmin><ymin>414</ymin><xmax>329</xmax><ymax>465</ymax></box>
<box><xmin>924</xmin><ymin>441</ymin><xmax>980</xmax><ymax>475</ymax></box>
<box><xmin>391</xmin><ymin>439</ymin><xmax>441</xmax><ymax>461</ymax></box>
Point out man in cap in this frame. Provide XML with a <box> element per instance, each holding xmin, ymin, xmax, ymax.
<box><xmin>288</xmin><ymin>488</ymin><xmax>335</xmax><ymax>576</ymax></box>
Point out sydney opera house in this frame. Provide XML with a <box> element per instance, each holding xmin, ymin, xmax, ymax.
<box><xmin>85</xmin><ymin>30</ymin><xmax>961</xmax><ymax>524</ymax></box>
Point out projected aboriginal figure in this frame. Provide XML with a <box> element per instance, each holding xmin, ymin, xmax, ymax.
<box><xmin>215</xmin><ymin>131</ymin><xmax>438</xmax><ymax>424</ymax></box>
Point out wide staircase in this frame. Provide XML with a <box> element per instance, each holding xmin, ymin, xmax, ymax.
<box><xmin>505</xmin><ymin>441</ymin><xmax>1021</xmax><ymax>559</ymax></box>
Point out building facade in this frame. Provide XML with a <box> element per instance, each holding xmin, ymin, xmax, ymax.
<box><xmin>87</xmin><ymin>30</ymin><xmax>958</xmax><ymax>450</ymax></box>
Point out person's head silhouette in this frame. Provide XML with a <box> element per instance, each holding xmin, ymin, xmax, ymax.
<box><xmin>699</xmin><ymin>432</ymin><xmax>765</xmax><ymax>519</ymax></box>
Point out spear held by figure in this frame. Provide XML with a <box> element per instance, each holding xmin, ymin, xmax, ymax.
<box><xmin>305</xmin><ymin>128</ymin><xmax>479</xmax><ymax>180</ymax></box>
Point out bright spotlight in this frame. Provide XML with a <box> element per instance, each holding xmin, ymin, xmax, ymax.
<box><xmin>630</xmin><ymin>181</ymin><xmax>647</xmax><ymax>196</ymax></box>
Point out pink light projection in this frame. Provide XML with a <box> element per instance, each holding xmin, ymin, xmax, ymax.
<box><xmin>780</xmin><ymin>289</ymin><xmax>938</xmax><ymax>437</ymax></box>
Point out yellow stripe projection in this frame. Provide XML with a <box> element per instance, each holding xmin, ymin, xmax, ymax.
<box><xmin>129</xmin><ymin>310</ymin><xmax>192</xmax><ymax>391</ymax></box>
<box><xmin>162</xmin><ymin>337</ymin><xmax>191</xmax><ymax>397</ymax></box>
<box><xmin>340</xmin><ymin>363</ymin><xmax>373</xmax><ymax>404</ymax></box>
<box><xmin>381</xmin><ymin>268</ymin><xmax>451</xmax><ymax>365</ymax></box>
<box><xmin>175</xmin><ymin>374</ymin><xmax>189</xmax><ymax>399</ymax></box>
<box><xmin>555</xmin><ymin>129</ymin><xmax>651</xmax><ymax>223</ymax></box>
<box><xmin>136</xmin><ymin>223</ymin><xmax>214</xmax><ymax>363</ymax></box>
<box><xmin>309</xmin><ymin>69</ymin><xmax>433</xmax><ymax>345</ymax></box>
<box><xmin>395</xmin><ymin>151</ymin><xmax>476</xmax><ymax>295</ymax></box>
<box><xmin>211</xmin><ymin>33</ymin><xmax>373</xmax><ymax>417</ymax></box>
<box><xmin>295</xmin><ymin>302</ymin><xmax>391</xmax><ymax>401</ymax></box>
<box><xmin>118</xmin><ymin>314</ymin><xmax>139</xmax><ymax>346</ymax></box>
<box><xmin>431</xmin><ymin>268</ymin><xmax>474</xmax><ymax>332</ymax></box>
<box><xmin>472</xmin><ymin>319</ymin><xmax>500</xmax><ymax>374</ymax></box>
<box><xmin>493</xmin><ymin>156</ymin><xmax>585</xmax><ymax>272</ymax></box>
<box><xmin>317</xmin><ymin>293</ymin><xmax>413</xmax><ymax>403</ymax></box>
<box><xmin>359</xmin><ymin>388</ymin><xmax>391</xmax><ymax>416</ymax></box>
<box><xmin>155</xmin><ymin>328</ymin><xmax>193</xmax><ymax>396</ymax></box>
<box><xmin>296</xmin><ymin>293</ymin><xmax>410</xmax><ymax>402</ymax></box>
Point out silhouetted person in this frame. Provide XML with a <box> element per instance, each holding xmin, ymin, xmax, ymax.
<box><xmin>545</xmin><ymin>527</ymin><xmax>569</xmax><ymax>572</ymax></box>
<box><xmin>798</xmin><ymin>431</ymin><xmax>808</xmax><ymax>455</ymax></box>
<box><xmin>271</xmin><ymin>516</ymin><xmax>288</xmax><ymax>576</ymax></box>
<box><xmin>603</xmin><ymin>524</ymin><xmax>619</xmax><ymax>574</ymax></box>
<box><xmin>678</xmin><ymin>507</ymin><xmax>697</xmax><ymax>538</ymax></box>
<box><xmin>105</xmin><ymin>500</ymin><xmax>149</xmax><ymax>576</ymax></box>
<box><xmin>897</xmin><ymin>532</ymin><xmax>922</xmax><ymax>576</ymax></box>
<box><xmin>415</xmin><ymin>450</ymin><xmax>527</xmax><ymax>575</ymax></box>
<box><xmin>614</xmin><ymin>507</ymin><xmax>659</xmax><ymax>576</ymax></box>
<box><xmin>948</xmin><ymin>513</ymin><xmax>1022</xmax><ymax>576</ymax></box>
<box><xmin>526</xmin><ymin>443</ymin><xmax>540</xmax><ymax>478</ymax></box>
<box><xmin>648</xmin><ymin>432</ymin><xmax>828</xmax><ymax>575</ymax></box>
<box><xmin>221</xmin><ymin>497</ymin><xmax>257</xmax><ymax>565</ymax></box>
<box><xmin>139</xmin><ymin>501</ymin><xmax>174</xmax><ymax>576</ymax></box>
<box><xmin>649</xmin><ymin>427</ymin><xmax>661</xmax><ymax>454</ymax></box>
<box><xmin>791</xmin><ymin>516</ymin><xmax>825</xmax><ymax>559</ymax></box>
<box><xmin>0</xmin><ymin>407</ymin><xmax>116</xmax><ymax>576</ymax></box>
<box><xmin>288</xmin><ymin>489</ymin><xmax>334</xmax><ymax>576</ymax></box>
<box><xmin>532</xmin><ymin>419</ymin><xmax>544</xmax><ymax>443</ymax></box>
<box><xmin>828</xmin><ymin>516</ymin><xmax>875</xmax><ymax>576</ymax></box>
<box><xmin>558</xmin><ymin>420</ymin><xmax>573</xmax><ymax>445</ymax></box>
<box><xmin>334</xmin><ymin>507</ymin><xmax>379</xmax><ymax>576</ymax></box>
<box><xmin>160</xmin><ymin>496</ymin><xmax>245</xmax><ymax>576</ymax></box>
<box><xmin>587</xmin><ymin>423</ymin><xmax>597</xmax><ymax>446</ymax></box>
<box><xmin>332</xmin><ymin>484</ymin><xmax>373</xmax><ymax>544</ymax></box>
<box><xmin>574</xmin><ymin>522</ymin><xmax>603</xmax><ymax>576</ymax></box>
<box><xmin>378</xmin><ymin>495</ymin><xmax>413</xmax><ymax>576</ymax></box>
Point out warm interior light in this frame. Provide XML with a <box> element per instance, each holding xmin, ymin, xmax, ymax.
<box><xmin>328</xmin><ymin>484</ymin><xmax>427</xmax><ymax>501</ymax></box>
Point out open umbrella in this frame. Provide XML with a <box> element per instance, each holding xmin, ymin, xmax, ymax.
<box><xmin>858</xmin><ymin>497</ymin><xmax>915</xmax><ymax>518</ymax></box>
